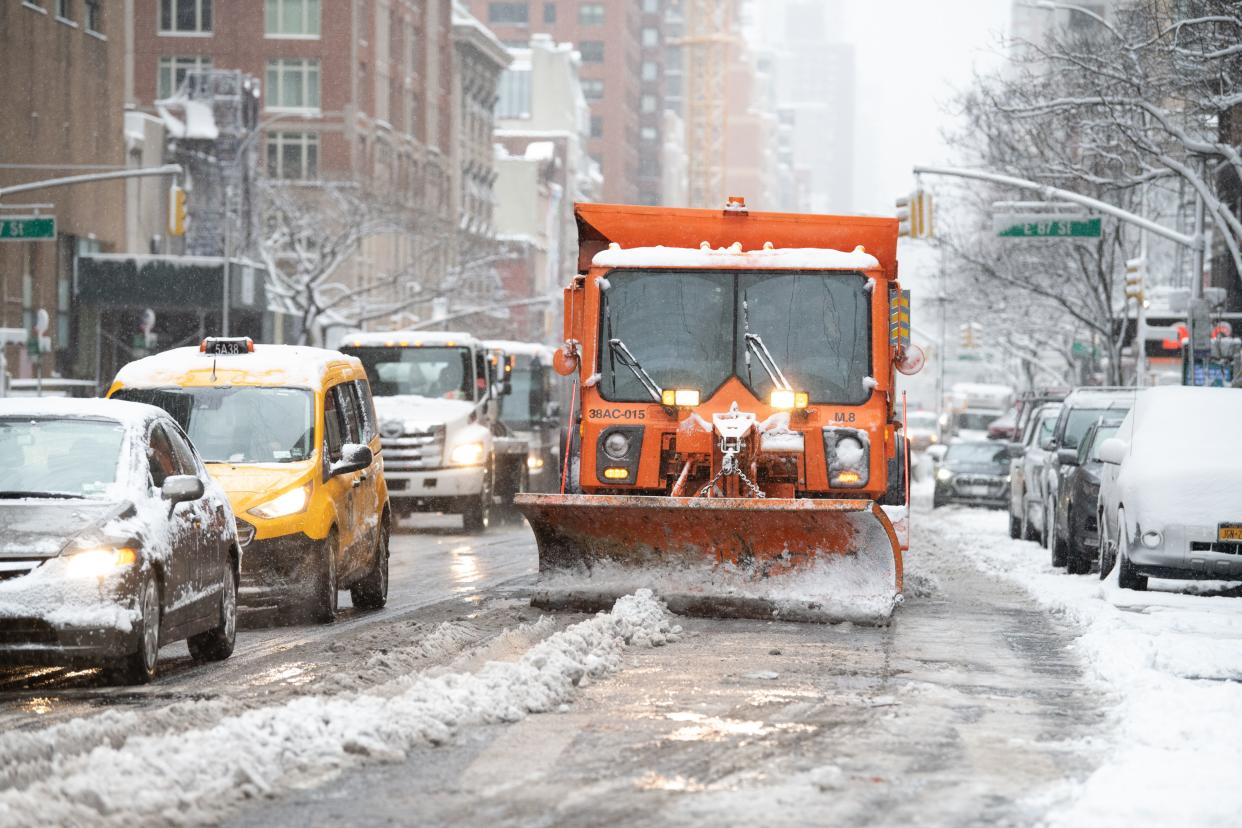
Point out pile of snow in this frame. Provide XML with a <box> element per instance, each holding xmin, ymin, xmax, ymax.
<box><xmin>0</xmin><ymin>591</ymin><xmax>678</xmax><ymax>828</ymax></box>
<box><xmin>938</xmin><ymin>508</ymin><xmax>1242</xmax><ymax>827</ymax></box>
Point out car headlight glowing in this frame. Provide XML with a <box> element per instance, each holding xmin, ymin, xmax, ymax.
<box><xmin>449</xmin><ymin>441</ymin><xmax>486</xmax><ymax>466</ymax></box>
<box><xmin>248</xmin><ymin>484</ymin><xmax>311</xmax><ymax>520</ymax></box>
<box><xmin>65</xmin><ymin>547</ymin><xmax>137</xmax><ymax>578</ymax></box>
<box><xmin>603</xmin><ymin>432</ymin><xmax>632</xmax><ymax>460</ymax></box>
<box><xmin>936</xmin><ymin>468</ymin><xmax>954</xmax><ymax>482</ymax></box>
<box><xmin>527</xmin><ymin>455</ymin><xmax>545</xmax><ymax>471</ymax></box>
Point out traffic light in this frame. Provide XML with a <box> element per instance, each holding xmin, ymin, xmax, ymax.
<box><xmin>168</xmin><ymin>185</ymin><xmax>187</xmax><ymax>237</ymax></box>
<box><xmin>897</xmin><ymin>189</ymin><xmax>933</xmax><ymax>239</ymax></box>
<box><xmin>960</xmin><ymin>322</ymin><xmax>981</xmax><ymax>349</ymax></box>
<box><xmin>1124</xmin><ymin>257</ymin><xmax>1145</xmax><ymax>303</ymax></box>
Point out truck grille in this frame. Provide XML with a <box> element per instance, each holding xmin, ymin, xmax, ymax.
<box><xmin>382</xmin><ymin>430</ymin><xmax>445</xmax><ymax>471</ymax></box>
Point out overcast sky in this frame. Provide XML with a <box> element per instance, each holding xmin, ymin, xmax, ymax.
<box><xmin>833</xmin><ymin>1</ymin><xmax>1013</xmax><ymax>215</ymax></box>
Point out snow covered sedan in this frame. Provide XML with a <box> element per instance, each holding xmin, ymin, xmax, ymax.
<box><xmin>0</xmin><ymin>399</ymin><xmax>239</xmax><ymax>683</ymax></box>
<box><xmin>1097</xmin><ymin>386</ymin><xmax>1242</xmax><ymax>590</ymax></box>
<box><xmin>1052</xmin><ymin>417</ymin><xmax>1123</xmax><ymax>574</ymax></box>
<box><xmin>1006</xmin><ymin>402</ymin><xmax>1062</xmax><ymax>542</ymax></box>
<box><xmin>932</xmin><ymin>440</ymin><xmax>1011</xmax><ymax>509</ymax></box>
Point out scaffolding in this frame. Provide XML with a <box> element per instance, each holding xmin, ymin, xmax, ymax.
<box><xmin>681</xmin><ymin>0</ymin><xmax>737</xmax><ymax>208</ymax></box>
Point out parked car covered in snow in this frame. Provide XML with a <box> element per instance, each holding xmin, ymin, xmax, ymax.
<box><xmin>1053</xmin><ymin>417</ymin><xmax>1123</xmax><ymax>574</ymax></box>
<box><xmin>1097</xmin><ymin>387</ymin><xmax>1242</xmax><ymax>589</ymax></box>
<box><xmin>933</xmin><ymin>440</ymin><xmax>1011</xmax><ymax>509</ymax></box>
<box><xmin>0</xmin><ymin>398</ymin><xmax>239</xmax><ymax>684</ymax></box>
<box><xmin>1041</xmin><ymin>387</ymin><xmax>1136</xmax><ymax>568</ymax></box>
<box><xmin>1007</xmin><ymin>402</ymin><xmax>1062</xmax><ymax>541</ymax></box>
<box><xmin>905</xmin><ymin>410</ymin><xmax>941</xmax><ymax>452</ymax></box>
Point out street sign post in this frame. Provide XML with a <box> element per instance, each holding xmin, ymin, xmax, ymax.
<box><xmin>0</xmin><ymin>216</ymin><xmax>56</xmax><ymax>241</ymax></box>
<box><xmin>993</xmin><ymin>215</ymin><xmax>1101</xmax><ymax>238</ymax></box>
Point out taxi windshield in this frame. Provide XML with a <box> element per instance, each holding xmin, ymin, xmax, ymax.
<box><xmin>347</xmin><ymin>346</ymin><xmax>474</xmax><ymax>400</ymax></box>
<box><xmin>114</xmin><ymin>387</ymin><xmax>313</xmax><ymax>464</ymax></box>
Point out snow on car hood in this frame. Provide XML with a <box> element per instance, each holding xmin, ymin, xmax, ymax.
<box><xmin>0</xmin><ymin>501</ymin><xmax>128</xmax><ymax>558</ymax></box>
<box><xmin>372</xmin><ymin>395</ymin><xmax>477</xmax><ymax>432</ymax></box>
<box><xmin>1120</xmin><ymin>459</ymin><xmax>1242</xmax><ymax>529</ymax></box>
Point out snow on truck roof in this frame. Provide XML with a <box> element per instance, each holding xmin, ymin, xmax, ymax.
<box><xmin>483</xmin><ymin>340</ymin><xmax>555</xmax><ymax>363</ymax></box>
<box><xmin>340</xmin><ymin>331</ymin><xmax>480</xmax><ymax>349</ymax></box>
<box><xmin>112</xmin><ymin>344</ymin><xmax>359</xmax><ymax>389</ymax></box>
<box><xmin>591</xmin><ymin>244</ymin><xmax>881</xmax><ymax>271</ymax></box>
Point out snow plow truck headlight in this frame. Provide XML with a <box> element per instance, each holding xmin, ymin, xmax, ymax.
<box><xmin>769</xmin><ymin>390</ymin><xmax>809</xmax><ymax>410</ymax></box>
<box><xmin>824</xmin><ymin>428</ymin><xmax>869</xmax><ymax>488</ymax></box>
<box><xmin>603</xmin><ymin>432</ymin><xmax>632</xmax><ymax>460</ymax></box>
<box><xmin>661</xmin><ymin>388</ymin><xmax>701</xmax><ymax>407</ymax></box>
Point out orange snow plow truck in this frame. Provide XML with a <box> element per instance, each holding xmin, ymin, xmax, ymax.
<box><xmin>515</xmin><ymin>200</ymin><xmax>918</xmax><ymax>623</ymax></box>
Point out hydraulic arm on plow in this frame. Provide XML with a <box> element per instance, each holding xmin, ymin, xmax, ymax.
<box><xmin>516</xmin><ymin>200</ymin><xmax>920</xmax><ymax>624</ymax></box>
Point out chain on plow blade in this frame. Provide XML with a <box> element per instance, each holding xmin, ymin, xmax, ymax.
<box><xmin>696</xmin><ymin>439</ymin><xmax>765</xmax><ymax>499</ymax></box>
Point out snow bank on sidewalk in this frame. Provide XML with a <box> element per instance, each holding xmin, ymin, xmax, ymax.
<box><xmin>938</xmin><ymin>508</ymin><xmax>1242</xmax><ymax>828</ymax></box>
<box><xmin>0</xmin><ymin>591</ymin><xmax>679</xmax><ymax>828</ymax></box>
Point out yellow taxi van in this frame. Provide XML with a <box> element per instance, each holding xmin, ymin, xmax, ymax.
<box><xmin>108</xmin><ymin>337</ymin><xmax>390</xmax><ymax>622</ymax></box>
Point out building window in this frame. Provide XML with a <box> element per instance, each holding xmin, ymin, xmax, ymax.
<box><xmin>265</xmin><ymin>0</ymin><xmax>320</xmax><ymax>37</ymax></box>
<box><xmin>641</xmin><ymin>94</ymin><xmax>657</xmax><ymax>113</ymax></box>
<box><xmin>543</xmin><ymin>2</ymin><xmax>556</xmax><ymax>23</ymax></box>
<box><xmin>157</xmin><ymin>56</ymin><xmax>211</xmax><ymax>99</ymax></box>
<box><xmin>578</xmin><ymin>3</ymin><xmax>603</xmax><ymax>24</ymax></box>
<box><xmin>55</xmin><ymin>0</ymin><xmax>72</xmax><ymax>21</ymax></box>
<box><xmin>641</xmin><ymin>60</ymin><xmax>658</xmax><ymax>81</ymax></box>
<box><xmin>84</xmin><ymin>0</ymin><xmax>100</xmax><ymax>32</ymax></box>
<box><xmin>488</xmin><ymin>2</ymin><xmax>528</xmax><ymax>24</ymax></box>
<box><xmin>590</xmin><ymin>115</ymin><xmax>603</xmax><ymax>138</ymax></box>
<box><xmin>641</xmin><ymin>126</ymin><xmax>657</xmax><ymax>141</ymax></box>
<box><xmin>160</xmin><ymin>0</ymin><xmax>212</xmax><ymax>34</ymax></box>
<box><xmin>643</xmin><ymin>0</ymin><xmax>659</xmax><ymax>12</ymax></box>
<box><xmin>641</xmin><ymin>27</ymin><xmax>659</xmax><ymax>48</ymax></box>
<box><xmin>496</xmin><ymin>67</ymin><xmax>532</xmax><ymax>119</ymax></box>
<box><xmin>266</xmin><ymin>58</ymin><xmax>320</xmax><ymax>110</ymax></box>
<box><xmin>267</xmin><ymin>132</ymin><xmax>319</xmax><ymax>179</ymax></box>
<box><xmin>581</xmin><ymin>78</ymin><xmax>603</xmax><ymax>100</ymax></box>
<box><xmin>579</xmin><ymin>41</ymin><xmax>604</xmax><ymax>62</ymax></box>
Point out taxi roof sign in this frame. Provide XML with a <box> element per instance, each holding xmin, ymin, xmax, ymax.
<box><xmin>200</xmin><ymin>336</ymin><xmax>255</xmax><ymax>355</ymax></box>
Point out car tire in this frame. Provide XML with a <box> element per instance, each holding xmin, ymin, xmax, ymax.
<box><xmin>350</xmin><ymin>522</ymin><xmax>389</xmax><ymax>610</ymax></box>
<box><xmin>463</xmin><ymin>474</ymin><xmax>491</xmax><ymax>534</ymax></box>
<box><xmin>1047</xmin><ymin>504</ymin><xmax>1068</xmax><ymax>568</ymax></box>
<box><xmin>311</xmin><ymin>531</ymin><xmax>339</xmax><ymax>623</ymax></box>
<box><xmin>1098</xmin><ymin>511</ymin><xmax>1115</xmax><ymax>579</ymax></box>
<box><xmin>1021</xmin><ymin>505</ymin><xmax>1039</xmax><ymax>542</ymax></box>
<box><xmin>1116</xmin><ymin>524</ymin><xmax>1148</xmax><ymax>591</ymax></box>
<box><xmin>188</xmin><ymin>561</ymin><xmax>237</xmax><ymax>662</ymax></box>
<box><xmin>1008</xmin><ymin>514</ymin><xmax>1021</xmax><ymax>539</ymax></box>
<box><xmin>113</xmin><ymin>573</ymin><xmax>161</xmax><ymax>685</ymax></box>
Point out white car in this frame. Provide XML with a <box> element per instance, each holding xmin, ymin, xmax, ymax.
<box><xmin>1097</xmin><ymin>386</ymin><xmax>1242</xmax><ymax>590</ymax></box>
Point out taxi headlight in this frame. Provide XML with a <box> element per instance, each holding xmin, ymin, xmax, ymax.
<box><xmin>248</xmin><ymin>484</ymin><xmax>311</xmax><ymax>520</ymax></box>
<box><xmin>65</xmin><ymin>547</ymin><xmax>137</xmax><ymax>578</ymax></box>
<box><xmin>449</xmin><ymin>441</ymin><xmax>486</xmax><ymax>466</ymax></box>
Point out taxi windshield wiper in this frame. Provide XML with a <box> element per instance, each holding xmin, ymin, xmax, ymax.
<box><xmin>607</xmin><ymin>339</ymin><xmax>663</xmax><ymax>403</ymax></box>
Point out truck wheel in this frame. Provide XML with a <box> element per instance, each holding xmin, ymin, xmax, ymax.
<box><xmin>351</xmin><ymin>522</ymin><xmax>389</xmax><ymax>610</ymax></box>
<box><xmin>463</xmin><ymin>477</ymin><xmax>491</xmax><ymax>534</ymax></box>
<box><xmin>878</xmin><ymin>435</ymin><xmax>908</xmax><ymax>506</ymax></box>
<box><xmin>310</xmin><ymin>531</ymin><xmax>339</xmax><ymax>623</ymax></box>
<box><xmin>188</xmin><ymin>560</ymin><xmax>237</xmax><ymax>661</ymax></box>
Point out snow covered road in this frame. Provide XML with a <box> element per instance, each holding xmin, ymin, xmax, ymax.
<box><xmin>1</xmin><ymin>501</ymin><xmax>1238</xmax><ymax>827</ymax></box>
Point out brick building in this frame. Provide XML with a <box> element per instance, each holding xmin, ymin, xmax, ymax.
<box><xmin>467</xmin><ymin>0</ymin><xmax>648</xmax><ymax>204</ymax></box>
<box><xmin>0</xmin><ymin>0</ymin><xmax>125</xmax><ymax>384</ymax></box>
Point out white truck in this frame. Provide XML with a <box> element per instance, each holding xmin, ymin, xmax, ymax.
<box><xmin>945</xmin><ymin>382</ymin><xmax>1015</xmax><ymax>442</ymax></box>
<box><xmin>483</xmin><ymin>340</ymin><xmax>566</xmax><ymax>493</ymax></box>
<box><xmin>339</xmin><ymin>331</ymin><xmax>528</xmax><ymax>532</ymax></box>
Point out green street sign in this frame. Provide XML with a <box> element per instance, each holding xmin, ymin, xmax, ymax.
<box><xmin>994</xmin><ymin>215</ymin><xmax>1101</xmax><ymax>238</ymax></box>
<box><xmin>0</xmin><ymin>216</ymin><xmax>56</xmax><ymax>241</ymax></box>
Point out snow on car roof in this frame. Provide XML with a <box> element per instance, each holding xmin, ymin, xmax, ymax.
<box><xmin>113</xmin><ymin>344</ymin><xmax>358</xmax><ymax>389</ymax></box>
<box><xmin>1063</xmin><ymin>386</ymin><xmax>1138</xmax><ymax>405</ymax></box>
<box><xmin>340</xmin><ymin>330</ymin><xmax>480</xmax><ymax>349</ymax></box>
<box><xmin>591</xmin><ymin>244</ymin><xmax>881</xmax><ymax>271</ymax></box>
<box><xmin>0</xmin><ymin>397</ymin><xmax>165</xmax><ymax>428</ymax></box>
<box><xmin>1131</xmin><ymin>386</ymin><xmax>1242</xmax><ymax>450</ymax></box>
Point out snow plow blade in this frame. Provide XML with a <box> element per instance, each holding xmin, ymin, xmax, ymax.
<box><xmin>516</xmin><ymin>494</ymin><xmax>903</xmax><ymax>625</ymax></box>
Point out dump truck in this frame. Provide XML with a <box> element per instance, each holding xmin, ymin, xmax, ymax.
<box><xmin>515</xmin><ymin>200</ymin><xmax>919</xmax><ymax>623</ymax></box>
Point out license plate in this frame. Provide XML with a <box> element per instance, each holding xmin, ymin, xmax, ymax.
<box><xmin>1218</xmin><ymin>524</ymin><xmax>1242</xmax><ymax>541</ymax></box>
<box><xmin>388</xmin><ymin>479</ymin><xmax>407</xmax><ymax>491</ymax></box>
<box><xmin>964</xmin><ymin>486</ymin><xmax>988</xmax><ymax>497</ymax></box>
